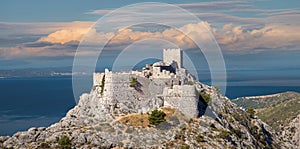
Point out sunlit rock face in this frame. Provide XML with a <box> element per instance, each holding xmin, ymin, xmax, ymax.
<box><xmin>0</xmin><ymin>49</ymin><xmax>294</xmax><ymax>148</ymax></box>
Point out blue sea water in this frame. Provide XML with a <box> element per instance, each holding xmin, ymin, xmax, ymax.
<box><xmin>0</xmin><ymin>76</ymin><xmax>300</xmax><ymax>136</ymax></box>
<box><xmin>0</xmin><ymin>76</ymin><xmax>75</xmax><ymax>136</ymax></box>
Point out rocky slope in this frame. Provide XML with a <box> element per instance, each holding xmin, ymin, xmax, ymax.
<box><xmin>0</xmin><ymin>82</ymin><xmax>294</xmax><ymax>148</ymax></box>
<box><xmin>233</xmin><ymin>92</ymin><xmax>300</xmax><ymax>147</ymax></box>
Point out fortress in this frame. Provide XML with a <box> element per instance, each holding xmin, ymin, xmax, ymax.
<box><xmin>93</xmin><ymin>48</ymin><xmax>201</xmax><ymax>118</ymax></box>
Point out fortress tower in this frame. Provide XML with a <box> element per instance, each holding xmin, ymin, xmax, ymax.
<box><xmin>163</xmin><ymin>48</ymin><xmax>182</xmax><ymax>68</ymax></box>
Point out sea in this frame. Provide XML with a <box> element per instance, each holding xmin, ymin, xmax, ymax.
<box><xmin>1</xmin><ymin>76</ymin><xmax>300</xmax><ymax>136</ymax></box>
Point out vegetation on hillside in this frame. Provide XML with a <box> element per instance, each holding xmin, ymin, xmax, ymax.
<box><xmin>148</xmin><ymin>110</ymin><xmax>166</xmax><ymax>125</ymax></box>
<box><xmin>246</xmin><ymin>108</ymin><xmax>255</xmax><ymax>118</ymax></box>
<box><xmin>233</xmin><ymin>92</ymin><xmax>300</xmax><ymax>131</ymax></box>
<box><xmin>257</xmin><ymin>97</ymin><xmax>300</xmax><ymax>131</ymax></box>
<box><xmin>233</xmin><ymin>92</ymin><xmax>299</xmax><ymax>108</ymax></box>
<box><xmin>58</xmin><ymin>135</ymin><xmax>71</xmax><ymax>149</ymax></box>
<box><xmin>199</xmin><ymin>92</ymin><xmax>211</xmax><ymax>105</ymax></box>
<box><xmin>130</xmin><ymin>77</ymin><xmax>137</xmax><ymax>87</ymax></box>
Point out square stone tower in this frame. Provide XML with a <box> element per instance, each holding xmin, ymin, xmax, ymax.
<box><xmin>163</xmin><ymin>48</ymin><xmax>182</xmax><ymax>68</ymax></box>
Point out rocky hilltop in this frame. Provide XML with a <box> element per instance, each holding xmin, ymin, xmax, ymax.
<box><xmin>233</xmin><ymin>92</ymin><xmax>300</xmax><ymax>147</ymax></box>
<box><xmin>0</xmin><ymin>49</ymin><xmax>294</xmax><ymax>148</ymax></box>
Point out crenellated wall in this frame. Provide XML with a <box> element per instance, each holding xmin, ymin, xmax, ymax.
<box><xmin>91</xmin><ymin>48</ymin><xmax>200</xmax><ymax>118</ymax></box>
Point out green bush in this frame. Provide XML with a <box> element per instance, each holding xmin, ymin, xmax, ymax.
<box><xmin>58</xmin><ymin>135</ymin><xmax>71</xmax><ymax>149</ymax></box>
<box><xmin>148</xmin><ymin>109</ymin><xmax>166</xmax><ymax>125</ymax></box>
<box><xmin>130</xmin><ymin>77</ymin><xmax>137</xmax><ymax>87</ymax></box>
<box><xmin>180</xmin><ymin>145</ymin><xmax>190</xmax><ymax>149</ymax></box>
<box><xmin>200</xmin><ymin>92</ymin><xmax>211</xmax><ymax>105</ymax></box>
<box><xmin>246</xmin><ymin>108</ymin><xmax>255</xmax><ymax>118</ymax></box>
<box><xmin>232</xmin><ymin>128</ymin><xmax>243</xmax><ymax>138</ymax></box>
<box><xmin>219</xmin><ymin>130</ymin><xmax>231</xmax><ymax>140</ymax></box>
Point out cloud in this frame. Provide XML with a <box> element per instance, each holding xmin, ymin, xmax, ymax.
<box><xmin>38</xmin><ymin>28</ymin><xmax>89</xmax><ymax>44</ymax></box>
<box><xmin>84</xmin><ymin>22</ymin><xmax>300</xmax><ymax>53</ymax></box>
<box><xmin>2</xmin><ymin>20</ymin><xmax>299</xmax><ymax>60</ymax></box>
<box><xmin>0</xmin><ymin>40</ymin><xmax>81</xmax><ymax>60</ymax></box>
<box><xmin>213</xmin><ymin>23</ymin><xmax>300</xmax><ymax>52</ymax></box>
<box><xmin>86</xmin><ymin>1</ymin><xmax>252</xmax><ymax>15</ymax></box>
<box><xmin>0</xmin><ymin>21</ymin><xmax>94</xmax><ymax>59</ymax></box>
<box><xmin>0</xmin><ymin>21</ymin><xmax>93</xmax><ymax>35</ymax></box>
<box><xmin>1</xmin><ymin>1</ymin><xmax>300</xmax><ymax>60</ymax></box>
<box><xmin>176</xmin><ymin>1</ymin><xmax>252</xmax><ymax>12</ymax></box>
<box><xmin>86</xmin><ymin>9</ymin><xmax>113</xmax><ymax>15</ymax></box>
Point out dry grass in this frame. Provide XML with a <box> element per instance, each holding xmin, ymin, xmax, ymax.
<box><xmin>115</xmin><ymin>107</ymin><xmax>177</xmax><ymax>127</ymax></box>
<box><xmin>116</xmin><ymin>113</ymin><xmax>150</xmax><ymax>127</ymax></box>
<box><xmin>160</xmin><ymin>107</ymin><xmax>176</xmax><ymax>119</ymax></box>
<box><xmin>112</xmin><ymin>147</ymin><xmax>124</xmax><ymax>149</ymax></box>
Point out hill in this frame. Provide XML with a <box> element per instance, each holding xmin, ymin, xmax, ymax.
<box><xmin>233</xmin><ymin>91</ymin><xmax>300</xmax><ymax>147</ymax></box>
<box><xmin>0</xmin><ymin>49</ymin><xmax>295</xmax><ymax>148</ymax></box>
<box><xmin>0</xmin><ymin>77</ymin><xmax>293</xmax><ymax>148</ymax></box>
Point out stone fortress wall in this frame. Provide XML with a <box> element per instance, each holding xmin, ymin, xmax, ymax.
<box><xmin>92</xmin><ymin>48</ymin><xmax>200</xmax><ymax>118</ymax></box>
<box><xmin>93</xmin><ymin>72</ymin><xmax>105</xmax><ymax>86</ymax></box>
<box><xmin>163</xmin><ymin>85</ymin><xmax>199</xmax><ymax>118</ymax></box>
<box><xmin>163</xmin><ymin>48</ymin><xmax>182</xmax><ymax>68</ymax></box>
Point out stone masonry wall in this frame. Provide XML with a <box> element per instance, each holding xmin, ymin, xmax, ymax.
<box><xmin>163</xmin><ymin>48</ymin><xmax>182</xmax><ymax>68</ymax></box>
<box><xmin>163</xmin><ymin>85</ymin><xmax>199</xmax><ymax>118</ymax></box>
<box><xmin>93</xmin><ymin>73</ymin><xmax>105</xmax><ymax>86</ymax></box>
<box><xmin>100</xmin><ymin>70</ymin><xmax>165</xmax><ymax>115</ymax></box>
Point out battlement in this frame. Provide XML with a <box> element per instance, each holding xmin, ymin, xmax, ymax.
<box><xmin>91</xmin><ymin>48</ymin><xmax>200</xmax><ymax>118</ymax></box>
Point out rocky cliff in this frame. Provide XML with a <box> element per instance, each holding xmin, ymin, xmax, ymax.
<box><xmin>233</xmin><ymin>91</ymin><xmax>300</xmax><ymax>148</ymax></box>
<box><xmin>0</xmin><ymin>77</ymin><xmax>293</xmax><ymax>148</ymax></box>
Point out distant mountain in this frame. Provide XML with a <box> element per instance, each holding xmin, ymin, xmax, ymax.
<box><xmin>233</xmin><ymin>92</ymin><xmax>300</xmax><ymax>147</ymax></box>
<box><xmin>0</xmin><ymin>66</ymin><xmax>91</xmax><ymax>78</ymax></box>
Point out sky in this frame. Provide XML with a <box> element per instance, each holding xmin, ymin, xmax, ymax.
<box><xmin>0</xmin><ymin>0</ymin><xmax>300</xmax><ymax>77</ymax></box>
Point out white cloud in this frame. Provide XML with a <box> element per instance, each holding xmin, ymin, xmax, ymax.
<box><xmin>2</xmin><ymin>21</ymin><xmax>299</xmax><ymax>60</ymax></box>
<box><xmin>38</xmin><ymin>28</ymin><xmax>89</xmax><ymax>44</ymax></box>
<box><xmin>214</xmin><ymin>23</ymin><xmax>300</xmax><ymax>51</ymax></box>
<box><xmin>1</xmin><ymin>1</ymin><xmax>300</xmax><ymax>59</ymax></box>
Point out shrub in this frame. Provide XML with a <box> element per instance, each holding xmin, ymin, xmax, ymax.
<box><xmin>210</xmin><ymin>123</ymin><xmax>218</xmax><ymax>131</ymax></box>
<box><xmin>148</xmin><ymin>110</ymin><xmax>166</xmax><ymax>125</ymax></box>
<box><xmin>246</xmin><ymin>108</ymin><xmax>255</xmax><ymax>118</ymax></box>
<box><xmin>58</xmin><ymin>135</ymin><xmax>71</xmax><ymax>149</ymax></box>
<box><xmin>232</xmin><ymin>128</ymin><xmax>243</xmax><ymax>138</ymax></box>
<box><xmin>196</xmin><ymin>134</ymin><xmax>205</xmax><ymax>142</ymax></box>
<box><xmin>174</xmin><ymin>132</ymin><xmax>185</xmax><ymax>140</ymax></box>
<box><xmin>180</xmin><ymin>145</ymin><xmax>190</xmax><ymax>149</ymax></box>
<box><xmin>130</xmin><ymin>77</ymin><xmax>137</xmax><ymax>87</ymax></box>
<box><xmin>219</xmin><ymin>130</ymin><xmax>231</xmax><ymax>140</ymax></box>
<box><xmin>199</xmin><ymin>92</ymin><xmax>211</xmax><ymax>105</ymax></box>
<box><xmin>290</xmin><ymin>126</ymin><xmax>296</xmax><ymax>133</ymax></box>
<box><xmin>38</xmin><ymin>142</ymin><xmax>50</xmax><ymax>148</ymax></box>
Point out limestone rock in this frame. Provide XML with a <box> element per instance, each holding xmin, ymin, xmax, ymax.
<box><xmin>0</xmin><ymin>49</ymin><xmax>295</xmax><ymax>148</ymax></box>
